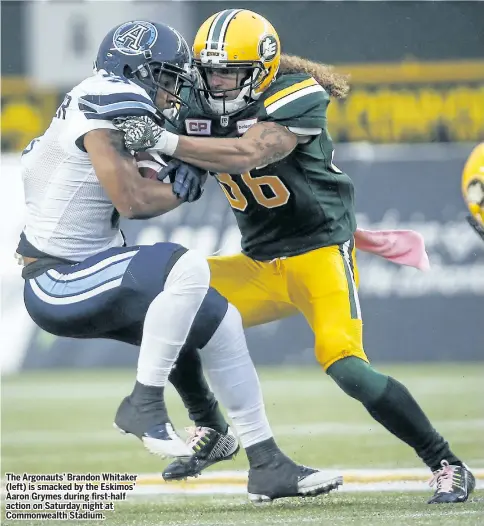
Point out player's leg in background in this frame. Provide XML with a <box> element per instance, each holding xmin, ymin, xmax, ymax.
<box><xmin>168</xmin><ymin>288</ymin><xmax>230</xmax><ymax>437</ymax></box>
<box><xmin>285</xmin><ymin>240</ymin><xmax>475</xmax><ymax>504</ymax></box>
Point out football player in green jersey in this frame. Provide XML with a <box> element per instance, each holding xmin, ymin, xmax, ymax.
<box><xmin>116</xmin><ymin>9</ymin><xmax>475</xmax><ymax>504</ymax></box>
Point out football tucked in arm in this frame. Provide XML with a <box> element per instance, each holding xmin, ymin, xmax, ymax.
<box><xmin>135</xmin><ymin>151</ymin><xmax>170</xmax><ymax>181</ymax></box>
<box><xmin>135</xmin><ymin>152</ymin><xmax>209</xmax><ymax>203</ymax></box>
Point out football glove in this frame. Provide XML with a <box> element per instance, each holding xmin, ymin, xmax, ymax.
<box><xmin>113</xmin><ymin>115</ymin><xmax>165</xmax><ymax>152</ymax></box>
<box><xmin>159</xmin><ymin>160</ymin><xmax>207</xmax><ymax>203</ymax></box>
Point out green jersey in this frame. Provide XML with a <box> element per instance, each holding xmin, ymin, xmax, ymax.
<box><xmin>178</xmin><ymin>73</ymin><xmax>356</xmax><ymax>260</ymax></box>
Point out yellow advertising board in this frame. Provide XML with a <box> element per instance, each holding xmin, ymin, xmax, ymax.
<box><xmin>1</xmin><ymin>60</ymin><xmax>483</xmax><ymax>151</ymax></box>
<box><xmin>1</xmin><ymin>78</ymin><xmax>58</xmax><ymax>152</ymax></box>
<box><xmin>328</xmin><ymin>59</ymin><xmax>484</xmax><ymax>143</ymax></box>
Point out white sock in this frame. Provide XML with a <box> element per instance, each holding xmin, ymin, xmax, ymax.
<box><xmin>199</xmin><ymin>304</ymin><xmax>273</xmax><ymax>448</ymax></box>
<box><xmin>136</xmin><ymin>250</ymin><xmax>210</xmax><ymax>387</ymax></box>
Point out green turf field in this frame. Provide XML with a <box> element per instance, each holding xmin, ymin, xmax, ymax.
<box><xmin>2</xmin><ymin>363</ymin><xmax>483</xmax><ymax>525</ymax></box>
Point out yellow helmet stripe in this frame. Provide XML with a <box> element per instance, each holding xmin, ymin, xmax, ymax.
<box><xmin>208</xmin><ymin>9</ymin><xmax>242</xmax><ymax>50</ymax></box>
<box><xmin>264</xmin><ymin>78</ymin><xmax>318</xmax><ymax>108</ymax></box>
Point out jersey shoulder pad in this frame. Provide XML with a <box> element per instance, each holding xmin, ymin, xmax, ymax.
<box><xmin>259</xmin><ymin>73</ymin><xmax>329</xmax><ymax>129</ymax></box>
<box><xmin>75</xmin><ymin>72</ymin><xmax>157</xmax><ymax>121</ymax></box>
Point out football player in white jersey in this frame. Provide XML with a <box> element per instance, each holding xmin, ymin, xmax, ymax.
<box><xmin>16</xmin><ymin>20</ymin><xmax>342</xmax><ymax>502</ymax></box>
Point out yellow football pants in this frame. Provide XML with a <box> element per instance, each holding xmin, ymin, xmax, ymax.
<box><xmin>208</xmin><ymin>241</ymin><xmax>368</xmax><ymax>370</ymax></box>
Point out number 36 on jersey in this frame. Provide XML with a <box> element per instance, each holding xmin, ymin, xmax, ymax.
<box><xmin>216</xmin><ymin>171</ymin><xmax>290</xmax><ymax>211</ymax></box>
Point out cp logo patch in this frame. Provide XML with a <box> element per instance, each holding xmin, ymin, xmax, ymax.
<box><xmin>185</xmin><ymin>119</ymin><xmax>212</xmax><ymax>135</ymax></box>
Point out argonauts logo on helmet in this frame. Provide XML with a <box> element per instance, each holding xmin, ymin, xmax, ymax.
<box><xmin>113</xmin><ymin>21</ymin><xmax>158</xmax><ymax>56</ymax></box>
<box><xmin>258</xmin><ymin>35</ymin><xmax>278</xmax><ymax>62</ymax></box>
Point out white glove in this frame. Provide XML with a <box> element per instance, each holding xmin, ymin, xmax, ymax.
<box><xmin>113</xmin><ymin>115</ymin><xmax>179</xmax><ymax>155</ymax></box>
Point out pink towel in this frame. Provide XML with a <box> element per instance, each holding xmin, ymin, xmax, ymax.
<box><xmin>354</xmin><ymin>228</ymin><xmax>430</xmax><ymax>271</ymax></box>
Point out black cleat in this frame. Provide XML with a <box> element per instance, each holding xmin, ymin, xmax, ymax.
<box><xmin>428</xmin><ymin>460</ymin><xmax>476</xmax><ymax>504</ymax></box>
<box><xmin>248</xmin><ymin>457</ymin><xmax>343</xmax><ymax>504</ymax></box>
<box><xmin>114</xmin><ymin>394</ymin><xmax>192</xmax><ymax>458</ymax></box>
<box><xmin>162</xmin><ymin>426</ymin><xmax>239</xmax><ymax>481</ymax></box>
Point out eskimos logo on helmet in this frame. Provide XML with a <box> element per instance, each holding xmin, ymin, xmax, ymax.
<box><xmin>258</xmin><ymin>35</ymin><xmax>278</xmax><ymax>62</ymax></box>
<box><xmin>113</xmin><ymin>21</ymin><xmax>158</xmax><ymax>56</ymax></box>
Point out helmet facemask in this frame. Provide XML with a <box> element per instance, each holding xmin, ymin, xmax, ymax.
<box><xmin>124</xmin><ymin>51</ymin><xmax>196</xmax><ymax>124</ymax></box>
<box><xmin>194</xmin><ymin>54</ymin><xmax>269</xmax><ymax>116</ymax></box>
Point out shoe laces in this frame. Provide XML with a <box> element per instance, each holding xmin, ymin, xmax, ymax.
<box><xmin>428</xmin><ymin>460</ymin><xmax>458</xmax><ymax>493</ymax></box>
<box><xmin>185</xmin><ymin>426</ymin><xmax>213</xmax><ymax>451</ymax></box>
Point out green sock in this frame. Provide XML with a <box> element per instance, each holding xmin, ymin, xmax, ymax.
<box><xmin>327</xmin><ymin>356</ymin><xmax>388</xmax><ymax>405</ymax></box>
<box><xmin>365</xmin><ymin>376</ymin><xmax>462</xmax><ymax>471</ymax></box>
<box><xmin>327</xmin><ymin>357</ymin><xmax>462</xmax><ymax>471</ymax></box>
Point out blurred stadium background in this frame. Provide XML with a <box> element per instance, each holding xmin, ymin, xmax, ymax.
<box><xmin>1</xmin><ymin>1</ymin><xmax>483</xmax><ymax>524</ymax></box>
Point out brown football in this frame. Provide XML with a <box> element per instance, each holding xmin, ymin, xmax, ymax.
<box><xmin>135</xmin><ymin>151</ymin><xmax>168</xmax><ymax>180</ymax></box>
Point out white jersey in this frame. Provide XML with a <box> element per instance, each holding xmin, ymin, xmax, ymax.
<box><xmin>20</xmin><ymin>70</ymin><xmax>158</xmax><ymax>262</ymax></box>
